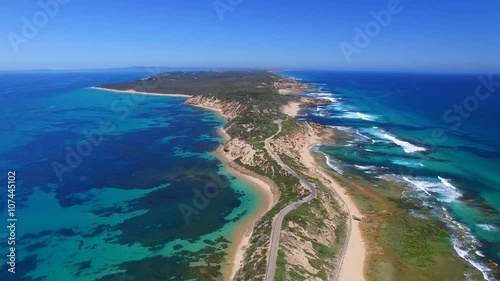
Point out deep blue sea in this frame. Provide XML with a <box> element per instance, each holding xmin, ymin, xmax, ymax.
<box><xmin>0</xmin><ymin>71</ymin><xmax>263</xmax><ymax>280</ymax></box>
<box><xmin>282</xmin><ymin>70</ymin><xmax>500</xmax><ymax>281</ymax></box>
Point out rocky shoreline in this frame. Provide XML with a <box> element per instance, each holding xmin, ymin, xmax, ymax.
<box><xmin>92</xmin><ymin>72</ymin><xmax>357</xmax><ymax>280</ymax></box>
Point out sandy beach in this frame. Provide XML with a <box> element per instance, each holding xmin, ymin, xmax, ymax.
<box><xmin>188</xmin><ymin>102</ymin><xmax>228</xmax><ymax>120</ymax></box>
<box><xmin>93</xmin><ymin>86</ymin><xmax>275</xmax><ymax>280</ymax></box>
<box><xmin>90</xmin><ymin>86</ymin><xmax>193</xmax><ymax>97</ymax></box>
<box><xmin>188</xmin><ymin>103</ymin><xmax>276</xmax><ymax>281</ymax></box>
<box><xmin>300</xmin><ymin>131</ymin><xmax>366</xmax><ymax>281</ymax></box>
<box><xmin>316</xmin><ymin>163</ymin><xmax>366</xmax><ymax>281</ymax></box>
<box><xmin>156</xmin><ymin>88</ymin><xmax>364</xmax><ymax>280</ymax></box>
<box><xmin>281</xmin><ymin>101</ymin><xmax>301</xmax><ymax>117</ymax></box>
<box><xmin>215</xmin><ymin>150</ymin><xmax>275</xmax><ymax>281</ymax></box>
<box><xmin>93</xmin><ymin>85</ymin><xmax>365</xmax><ymax>280</ymax></box>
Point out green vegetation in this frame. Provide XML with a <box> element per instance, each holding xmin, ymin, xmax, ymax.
<box><xmin>272</xmin><ymin>124</ymin><xmax>346</xmax><ymax>281</ymax></box>
<box><xmin>316</xmin><ymin>135</ymin><xmax>483</xmax><ymax>281</ymax></box>
<box><xmin>102</xmin><ymin>71</ymin><xmax>298</xmax><ymax>143</ymax></box>
<box><xmin>275</xmin><ymin>249</ymin><xmax>287</xmax><ymax>281</ymax></box>
<box><xmin>102</xmin><ymin>71</ymin><xmax>285</xmax><ymax>100</ymax></box>
<box><xmin>104</xmin><ymin>72</ymin><xmax>346</xmax><ymax>281</ymax></box>
<box><xmin>278</xmin><ymin>153</ymin><xmax>307</xmax><ymax>174</ymax></box>
<box><xmin>385</xmin><ymin>210</ymin><xmax>450</xmax><ymax>267</ymax></box>
<box><xmin>276</xmin><ymin>117</ymin><xmax>299</xmax><ymax>138</ymax></box>
<box><xmin>276</xmin><ymin>178</ymin><xmax>346</xmax><ymax>280</ymax></box>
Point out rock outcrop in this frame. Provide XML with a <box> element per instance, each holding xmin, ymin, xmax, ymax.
<box><xmin>274</xmin><ymin>78</ymin><xmax>309</xmax><ymax>95</ymax></box>
<box><xmin>300</xmin><ymin>97</ymin><xmax>332</xmax><ymax>105</ymax></box>
<box><xmin>185</xmin><ymin>95</ymin><xmax>246</xmax><ymax>120</ymax></box>
<box><xmin>220</xmin><ymin>137</ymin><xmax>264</xmax><ymax>166</ymax></box>
<box><xmin>272</xmin><ymin>122</ymin><xmax>330</xmax><ymax>162</ymax></box>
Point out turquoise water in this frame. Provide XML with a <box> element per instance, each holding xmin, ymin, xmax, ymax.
<box><xmin>0</xmin><ymin>72</ymin><xmax>262</xmax><ymax>280</ymax></box>
<box><xmin>283</xmin><ymin>70</ymin><xmax>500</xmax><ymax>280</ymax></box>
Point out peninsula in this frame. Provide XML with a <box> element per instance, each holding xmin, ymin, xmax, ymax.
<box><xmin>93</xmin><ymin>71</ymin><xmax>363</xmax><ymax>280</ymax></box>
<box><xmin>92</xmin><ymin>71</ymin><xmax>480</xmax><ymax>281</ymax></box>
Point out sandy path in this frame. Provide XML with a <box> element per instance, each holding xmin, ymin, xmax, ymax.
<box><xmin>300</xmin><ymin>133</ymin><xmax>366</xmax><ymax>281</ymax></box>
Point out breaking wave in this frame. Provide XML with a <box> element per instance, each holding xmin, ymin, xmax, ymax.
<box><xmin>341</xmin><ymin>111</ymin><xmax>378</xmax><ymax>121</ymax></box>
<box><xmin>477</xmin><ymin>224</ymin><xmax>496</xmax><ymax>232</ymax></box>
<box><xmin>366</xmin><ymin>127</ymin><xmax>427</xmax><ymax>153</ymax></box>
<box><xmin>402</xmin><ymin>176</ymin><xmax>462</xmax><ymax>203</ymax></box>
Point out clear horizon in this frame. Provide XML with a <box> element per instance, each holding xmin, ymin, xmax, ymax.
<box><xmin>1</xmin><ymin>0</ymin><xmax>500</xmax><ymax>72</ymax></box>
<box><xmin>1</xmin><ymin>66</ymin><xmax>498</xmax><ymax>75</ymax></box>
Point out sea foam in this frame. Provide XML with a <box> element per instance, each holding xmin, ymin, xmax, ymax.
<box><xmin>367</xmin><ymin>127</ymin><xmax>427</xmax><ymax>153</ymax></box>
<box><xmin>324</xmin><ymin>154</ymin><xmax>343</xmax><ymax>174</ymax></box>
<box><xmin>477</xmin><ymin>224</ymin><xmax>496</xmax><ymax>232</ymax></box>
<box><xmin>402</xmin><ymin>176</ymin><xmax>462</xmax><ymax>203</ymax></box>
<box><xmin>391</xmin><ymin>159</ymin><xmax>425</xmax><ymax>168</ymax></box>
<box><xmin>342</xmin><ymin>111</ymin><xmax>378</xmax><ymax>121</ymax></box>
<box><xmin>438</xmin><ymin>176</ymin><xmax>458</xmax><ymax>190</ymax></box>
<box><xmin>453</xmin><ymin>238</ymin><xmax>493</xmax><ymax>281</ymax></box>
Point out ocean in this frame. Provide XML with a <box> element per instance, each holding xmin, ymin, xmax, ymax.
<box><xmin>0</xmin><ymin>71</ymin><xmax>263</xmax><ymax>280</ymax></box>
<box><xmin>282</xmin><ymin>70</ymin><xmax>500</xmax><ymax>280</ymax></box>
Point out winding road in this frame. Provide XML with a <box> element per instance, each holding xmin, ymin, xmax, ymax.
<box><xmin>263</xmin><ymin>120</ymin><xmax>354</xmax><ymax>281</ymax></box>
<box><xmin>264</xmin><ymin>120</ymin><xmax>318</xmax><ymax>281</ymax></box>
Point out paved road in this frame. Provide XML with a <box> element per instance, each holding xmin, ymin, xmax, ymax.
<box><xmin>264</xmin><ymin>120</ymin><xmax>317</xmax><ymax>281</ymax></box>
<box><xmin>263</xmin><ymin>120</ymin><xmax>354</xmax><ymax>281</ymax></box>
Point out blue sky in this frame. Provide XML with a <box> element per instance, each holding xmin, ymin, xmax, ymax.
<box><xmin>1</xmin><ymin>0</ymin><xmax>499</xmax><ymax>72</ymax></box>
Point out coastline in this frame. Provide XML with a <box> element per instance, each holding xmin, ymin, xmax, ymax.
<box><xmin>90</xmin><ymin>86</ymin><xmax>193</xmax><ymax>97</ymax></box>
<box><xmin>215</xmin><ymin>150</ymin><xmax>274</xmax><ymax>281</ymax></box>
<box><xmin>93</xmin><ymin>84</ymin><xmax>277</xmax><ymax>280</ymax></box>
<box><xmin>298</xmin><ymin>125</ymin><xmax>367</xmax><ymax>281</ymax></box>
<box><xmin>188</xmin><ymin>103</ymin><xmax>277</xmax><ymax>280</ymax></box>
<box><xmin>86</xmin><ymin>72</ymin><xmax>493</xmax><ymax>280</ymax></box>
<box><xmin>287</xmin><ymin>75</ymin><xmax>490</xmax><ymax>280</ymax></box>
<box><xmin>188</xmin><ymin>102</ymin><xmax>227</xmax><ymax>120</ymax></box>
<box><xmin>93</xmin><ymin>79</ymin><xmax>368</xmax><ymax>280</ymax></box>
<box><xmin>305</xmin><ymin>150</ymin><xmax>366</xmax><ymax>281</ymax></box>
<box><xmin>192</xmin><ymin>84</ymin><xmax>368</xmax><ymax>280</ymax></box>
<box><xmin>281</xmin><ymin>92</ymin><xmax>367</xmax><ymax>280</ymax></box>
<box><xmin>281</xmin><ymin>101</ymin><xmax>301</xmax><ymax>117</ymax></box>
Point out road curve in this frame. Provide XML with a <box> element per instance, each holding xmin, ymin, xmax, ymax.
<box><xmin>264</xmin><ymin>120</ymin><xmax>317</xmax><ymax>281</ymax></box>
<box><xmin>263</xmin><ymin>120</ymin><xmax>355</xmax><ymax>281</ymax></box>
